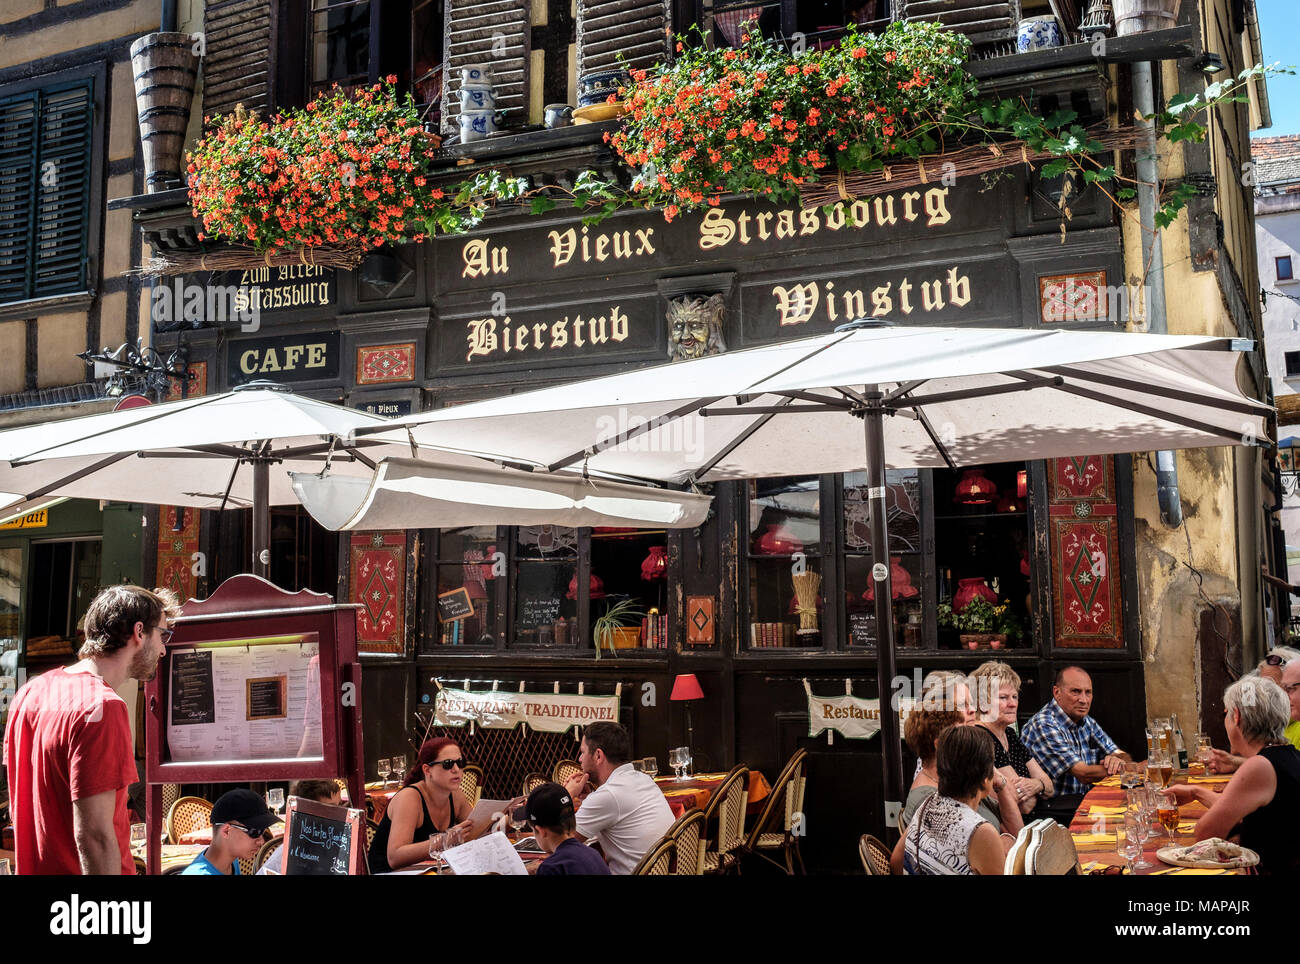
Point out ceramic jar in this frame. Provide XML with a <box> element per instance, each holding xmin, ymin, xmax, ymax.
<box><xmin>460</xmin><ymin>64</ymin><xmax>493</xmax><ymax>86</ymax></box>
<box><xmin>459</xmin><ymin>85</ymin><xmax>496</xmax><ymax>111</ymax></box>
<box><xmin>577</xmin><ymin>69</ymin><xmax>629</xmax><ymax>108</ymax></box>
<box><xmin>1017</xmin><ymin>16</ymin><xmax>1065</xmax><ymax>51</ymax></box>
<box><xmin>458</xmin><ymin>109</ymin><xmax>496</xmax><ymax>142</ymax></box>
<box><xmin>544</xmin><ymin>103</ymin><xmax>573</xmax><ymax>128</ymax></box>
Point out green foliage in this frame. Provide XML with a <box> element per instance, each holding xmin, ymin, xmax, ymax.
<box><xmin>937</xmin><ymin>598</ymin><xmax>1021</xmax><ymax>639</ymax></box>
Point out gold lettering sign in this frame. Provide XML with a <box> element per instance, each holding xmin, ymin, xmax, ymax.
<box><xmin>240</xmin><ymin>342</ymin><xmax>331</xmax><ymax>375</ymax></box>
<box><xmin>774</xmin><ymin>266</ymin><xmax>973</xmax><ymax>328</ymax></box>
<box><xmin>465</xmin><ymin>306</ymin><xmax>631</xmax><ymax>363</ymax></box>
<box><xmin>0</xmin><ymin>509</ymin><xmax>48</xmax><ymax>530</ymax></box>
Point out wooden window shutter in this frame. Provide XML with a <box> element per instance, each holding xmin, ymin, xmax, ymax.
<box><xmin>577</xmin><ymin>0</ymin><xmax>672</xmax><ymax>77</ymax></box>
<box><xmin>0</xmin><ymin>93</ymin><xmax>38</xmax><ymax>304</ymax></box>
<box><xmin>33</xmin><ymin>82</ymin><xmax>93</xmax><ymax>297</ymax></box>
<box><xmin>896</xmin><ymin>0</ymin><xmax>1021</xmax><ymax>48</ymax></box>
<box><xmin>203</xmin><ymin>0</ymin><xmax>273</xmax><ymax>120</ymax></box>
<box><xmin>442</xmin><ymin>0</ymin><xmax>531</xmax><ymax>133</ymax></box>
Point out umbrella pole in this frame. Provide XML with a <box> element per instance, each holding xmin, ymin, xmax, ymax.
<box><xmin>252</xmin><ymin>460</ymin><xmax>270</xmax><ymax>578</ymax></box>
<box><xmin>863</xmin><ymin>386</ymin><xmax>906</xmax><ymax>823</ymax></box>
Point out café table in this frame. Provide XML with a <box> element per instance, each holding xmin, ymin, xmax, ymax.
<box><xmin>655</xmin><ymin>770</ymin><xmax>772</xmax><ymax>818</ymax></box>
<box><xmin>1069</xmin><ymin>769</ymin><xmax>1250</xmax><ymax>875</ymax></box>
<box><xmin>366</xmin><ymin>783</ymin><xmax>399</xmax><ymax>823</ymax></box>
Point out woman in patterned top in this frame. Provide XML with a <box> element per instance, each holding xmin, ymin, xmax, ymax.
<box><xmin>891</xmin><ymin>725</ymin><xmax>1006</xmax><ymax>875</ymax></box>
<box><xmin>970</xmin><ymin>661</ymin><xmax>1054</xmax><ymax>815</ymax></box>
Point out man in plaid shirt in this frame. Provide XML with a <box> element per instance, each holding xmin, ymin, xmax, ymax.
<box><xmin>1020</xmin><ymin>666</ymin><xmax>1130</xmax><ymax>796</ymax></box>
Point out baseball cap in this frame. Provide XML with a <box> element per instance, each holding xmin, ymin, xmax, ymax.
<box><xmin>516</xmin><ymin>782</ymin><xmax>574</xmax><ymax>828</ymax></box>
<box><xmin>211</xmin><ymin>788</ymin><xmax>280</xmax><ymax>834</ymax></box>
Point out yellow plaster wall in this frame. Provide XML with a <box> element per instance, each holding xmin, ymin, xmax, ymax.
<box><xmin>0</xmin><ymin>323</ymin><xmax>25</xmax><ymax>395</ymax></box>
<box><xmin>0</xmin><ymin>4</ymin><xmax>155</xmax><ymax>71</ymax></box>
<box><xmin>36</xmin><ymin>312</ymin><xmax>89</xmax><ymax>386</ymax></box>
<box><xmin>108</xmin><ymin>60</ymin><xmax>140</xmax><ymax>162</ymax></box>
<box><xmin>0</xmin><ymin>1</ymin><xmax>47</xmax><ymax>24</ymax></box>
<box><xmin>99</xmin><ymin>291</ymin><xmax>127</xmax><ymax>352</ymax></box>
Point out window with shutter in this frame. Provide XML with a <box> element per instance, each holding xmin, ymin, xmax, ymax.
<box><xmin>577</xmin><ymin>0</ymin><xmax>672</xmax><ymax>78</ymax></box>
<box><xmin>0</xmin><ymin>80</ymin><xmax>92</xmax><ymax>306</ymax></box>
<box><xmin>896</xmin><ymin>0</ymin><xmax>1022</xmax><ymax>53</ymax></box>
<box><xmin>204</xmin><ymin>0</ymin><xmax>273</xmax><ymax>119</ymax></box>
<box><xmin>441</xmin><ymin>0</ymin><xmax>530</xmax><ymax>134</ymax></box>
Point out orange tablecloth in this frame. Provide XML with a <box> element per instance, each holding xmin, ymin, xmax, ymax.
<box><xmin>655</xmin><ymin>771</ymin><xmax>771</xmax><ymax>818</ymax></box>
<box><xmin>367</xmin><ymin>786</ymin><xmax>399</xmax><ymax>823</ymax></box>
<box><xmin>1070</xmin><ymin>771</ymin><xmax>1250</xmax><ymax>875</ymax></box>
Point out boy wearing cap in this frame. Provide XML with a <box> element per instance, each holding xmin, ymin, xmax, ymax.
<box><xmin>521</xmin><ymin>782</ymin><xmax>610</xmax><ymax>876</ymax></box>
<box><xmin>181</xmin><ymin>789</ymin><xmax>279</xmax><ymax>875</ymax></box>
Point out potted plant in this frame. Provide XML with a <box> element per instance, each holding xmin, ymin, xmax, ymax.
<box><xmin>593</xmin><ymin>597</ymin><xmax>644</xmax><ymax>658</ymax></box>
<box><xmin>937</xmin><ymin>597</ymin><xmax>1022</xmax><ymax>649</ymax></box>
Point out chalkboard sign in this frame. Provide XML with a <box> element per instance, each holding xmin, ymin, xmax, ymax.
<box><xmin>515</xmin><ymin>562</ymin><xmax>567</xmax><ymax>630</ymax></box>
<box><xmin>437</xmin><ymin>587</ymin><xmax>474</xmax><ymax>623</ymax></box>
<box><xmin>282</xmin><ymin>797</ymin><xmax>365</xmax><ymax>875</ymax></box>
<box><xmin>849</xmin><ymin>612</ymin><xmax>876</xmax><ymax>648</ymax></box>
<box><xmin>246</xmin><ymin>676</ymin><xmax>287</xmax><ymax>720</ymax></box>
<box><xmin>170</xmin><ymin>651</ymin><xmax>215</xmax><ymax>726</ymax></box>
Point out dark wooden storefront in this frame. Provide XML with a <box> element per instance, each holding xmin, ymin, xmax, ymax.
<box><xmin>156</xmin><ymin>158</ymin><xmax>1149</xmax><ymax>872</ymax></box>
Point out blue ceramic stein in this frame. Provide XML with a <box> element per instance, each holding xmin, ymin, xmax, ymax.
<box><xmin>1017</xmin><ymin>16</ymin><xmax>1064</xmax><ymax>52</ymax></box>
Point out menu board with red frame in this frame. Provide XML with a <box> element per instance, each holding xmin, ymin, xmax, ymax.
<box><xmin>143</xmin><ymin>574</ymin><xmax>365</xmax><ymax>875</ymax></box>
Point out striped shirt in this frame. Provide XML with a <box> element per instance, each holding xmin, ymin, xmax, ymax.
<box><xmin>1019</xmin><ymin>699</ymin><xmax>1118</xmax><ymax>795</ymax></box>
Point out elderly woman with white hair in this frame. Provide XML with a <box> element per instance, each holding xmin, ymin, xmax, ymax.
<box><xmin>1167</xmin><ymin>675</ymin><xmax>1300</xmax><ymax>874</ymax></box>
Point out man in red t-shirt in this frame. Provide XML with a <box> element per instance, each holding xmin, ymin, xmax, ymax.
<box><xmin>3</xmin><ymin>585</ymin><xmax>178</xmax><ymax>874</ymax></box>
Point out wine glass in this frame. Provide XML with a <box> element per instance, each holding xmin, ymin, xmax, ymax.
<box><xmin>392</xmin><ymin>753</ymin><xmax>407</xmax><ymax>785</ymax></box>
<box><xmin>668</xmin><ymin>748</ymin><xmax>685</xmax><ymax>781</ymax></box>
<box><xmin>681</xmin><ymin>748</ymin><xmax>694</xmax><ymax>778</ymax></box>
<box><xmin>1131</xmin><ymin>791</ymin><xmax>1156</xmax><ymax>871</ymax></box>
<box><xmin>428</xmin><ymin>830</ymin><xmax>449</xmax><ymax>872</ymax></box>
<box><xmin>1195</xmin><ymin>735</ymin><xmax>1213</xmax><ymax>770</ymax></box>
<box><xmin>643</xmin><ymin>757</ymin><xmax>658</xmax><ymax>779</ymax></box>
<box><xmin>266</xmin><ymin>787</ymin><xmax>285</xmax><ymax>814</ymax></box>
<box><xmin>1120</xmin><ymin>761</ymin><xmax>1141</xmax><ymax>790</ymax></box>
<box><xmin>377</xmin><ymin>758</ymin><xmax>391</xmax><ymax>787</ymax></box>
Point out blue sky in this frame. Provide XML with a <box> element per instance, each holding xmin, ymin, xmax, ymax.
<box><xmin>1256</xmin><ymin>0</ymin><xmax>1300</xmax><ymax>137</ymax></box>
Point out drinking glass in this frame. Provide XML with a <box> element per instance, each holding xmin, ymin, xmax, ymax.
<box><xmin>668</xmin><ymin>748</ymin><xmax>685</xmax><ymax>781</ymax></box>
<box><xmin>1120</xmin><ymin>761</ymin><xmax>1142</xmax><ymax>790</ymax></box>
<box><xmin>1131</xmin><ymin>797</ymin><xmax>1155</xmax><ymax>871</ymax></box>
<box><xmin>392</xmin><ymin>753</ymin><xmax>407</xmax><ymax>784</ymax></box>
<box><xmin>643</xmin><ymin>757</ymin><xmax>658</xmax><ymax>779</ymax></box>
<box><xmin>377</xmin><ymin>758</ymin><xmax>391</xmax><ymax>787</ymax></box>
<box><xmin>266</xmin><ymin>787</ymin><xmax>285</xmax><ymax>814</ymax></box>
<box><xmin>682</xmin><ymin>748</ymin><xmax>694</xmax><ymax>778</ymax></box>
<box><xmin>1118</xmin><ymin>814</ymin><xmax>1142</xmax><ymax>874</ymax></box>
<box><xmin>1155</xmin><ymin>790</ymin><xmax>1180</xmax><ymax>841</ymax></box>
<box><xmin>1195</xmin><ymin>735</ymin><xmax>1212</xmax><ymax>769</ymax></box>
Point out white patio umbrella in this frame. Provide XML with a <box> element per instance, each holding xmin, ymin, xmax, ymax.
<box><xmin>289</xmin><ymin>456</ymin><xmax>712</xmax><ymax>531</ymax></box>
<box><xmin>356</xmin><ymin>321</ymin><xmax>1273</xmax><ymax>804</ymax></box>
<box><xmin>0</xmin><ymin>382</ymin><xmax>397</xmax><ymax>576</ymax></box>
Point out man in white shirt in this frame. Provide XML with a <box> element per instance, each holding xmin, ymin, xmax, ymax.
<box><xmin>563</xmin><ymin>721</ymin><xmax>674</xmax><ymax>874</ymax></box>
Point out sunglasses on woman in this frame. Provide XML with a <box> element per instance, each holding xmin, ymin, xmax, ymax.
<box><xmin>429</xmin><ymin>758</ymin><xmax>466</xmax><ymax>771</ymax></box>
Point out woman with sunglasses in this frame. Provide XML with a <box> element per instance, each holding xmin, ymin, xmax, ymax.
<box><xmin>368</xmin><ymin>737</ymin><xmax>476</xmax><ymax>873</ymax></box>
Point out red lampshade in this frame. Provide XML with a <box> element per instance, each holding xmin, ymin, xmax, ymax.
<box><xmin>954</xmin><ymin>468</ymin><xmax>997</xmax><ymax>505</ymax></box>
<box><xmin>670</xmin><ymin>674</ymin><xmax>704</xmax><ymax>701</ymax></box>
<box><xmin>641</xmin><ymin>545</ymin><xmax>667</xmax><ymax>580</ymax></box>
<box><xmin>754</xmin><ymin>523</ymin><xmax>803</xmax><ymax>555</ymax></box>
<box><xmin>1016</xmin><ymin>470</ymin><xmax>1028</xmax><ymax>499</ymax></box>
<box><xmin>566</xmin><ymin>572</ymin><xmax>605</xmax><ymax>601</ymax></box>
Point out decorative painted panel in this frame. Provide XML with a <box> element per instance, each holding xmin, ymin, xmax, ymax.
<box><xmin>164</xmin><ymin>361</ymin><xmax>208</xmax><ymax>401</ymax></box>
<box><xmin>356</xmin><ymin>342</ymin><xmax>416</xmax><ymax>385</ymax></box>
<box><xmin>1039</xmin><ymin>270</ymin><xmax>1107</xmax><ymax>324</ymax></box>
<box><xmin>349</xmin><ymin>531</ymin><xmax>406</xmax><ymax>654</ymax></box>
<box><xmin>1048</xmin><ymin>455</ymin><xmax>1124</xmax><ymax>649</ymax></box>
<box><xmin>156</xmin><ymin>507</ymin><xmax>201</xmax><ymax>602</ymax></box>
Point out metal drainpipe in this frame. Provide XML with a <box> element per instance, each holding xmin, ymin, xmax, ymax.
<box><xmin>161</xmin><ymin>0</ymin><xmax>177</xmax><ymax>32</ymax></box>
<box><xmin>1133</xmin><ymin>59</ymin><xmax>1183</xmax><ymax>529</ymax></box>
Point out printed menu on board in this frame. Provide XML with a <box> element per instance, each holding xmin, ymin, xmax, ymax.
<box><xmin>166</xmin><ymin>633</ymin><xmax>323</xmax><ymax>763</ymax></box>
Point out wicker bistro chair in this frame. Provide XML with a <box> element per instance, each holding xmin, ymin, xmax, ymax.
<box><xmin>236</xmin><ymin>851</ymin><xmax>258</xmax><ymax>877</ymax></box>
<box><xmin>253</xmin><ymin>836</ymin><xmax>283</xmax><ymax>874</ymax></box>
<box><xmin>460</xmin><ymin>765</ymin><xmax>484</xmax><ymax>806</ymax></box>
<box><xmin>521</xmin><ymin>772</ymin><xmax>547</xmax><ymax>796</ymax></box>
<box><xmin>165</xmin><ymin>795</ymin><xmax>213</xmax><ymax>845</ymax></box>
<box><xmin>742</xmin><ymin>747</ymin><xmax>808</xmax><ymax>874</ymax></box>
<box><xmin>700</xmin><ymin>765</ymin><xmax>749</xmax><ymax>875</ymax></box>
<box><xmin>552</xmin><ymin>759</ymin><xmax>582</xmax><ymax>786</ymax></box>
<box><xmin>665</xmin><ymin>807</ymin><xmax>706</xmax><ymax>876</ymax></box>
<box><xmin>631</xmin><ymin>836</ymin><xmax>677</xmax><ymax>876</ymax></box>
<box><xmin>859</xmin><ymin>834</ymin><xmax>892</xmax><ymax>876</ymax></box>
<box><xmin>132</xmin><ymin>855</ymin><xmax>147</xmax><ymax>876</ymax></box>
